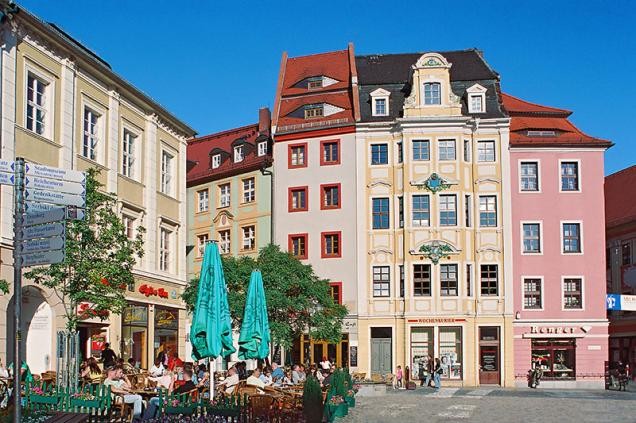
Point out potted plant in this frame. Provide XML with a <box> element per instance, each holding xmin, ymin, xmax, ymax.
<box><xmin>28</xmin><ymin>386</ymin><xmax>59</xmax><ymax>406</ymax></box>
<box><xmin>69</xmin><ymin>391</ymin><xmax>101</xmax><ymax>409</ymax></box>
<box><xmin>327</xmin><ymin>394</ymin><xmax>348</xmax><ymax>420</ymax></box>
<box><xmin>302</xmin><ymin>376</ymin><xmax>323</xmax><ymax>423</ymax></box>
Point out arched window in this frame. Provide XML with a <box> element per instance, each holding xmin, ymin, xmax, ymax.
<box><xmin>423</xmin><ymin>82</ymin><xmax>441</xmax><ymax>105</ymax></box>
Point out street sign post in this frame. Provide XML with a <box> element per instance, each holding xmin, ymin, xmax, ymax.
<box><xmin>21</xmin><ymin>222</ymin><xmax>65</xmax><ymax>240</ymax></box>
<box><xmin>0</xmin><ymin>172</ymin><xmax>14</xmax><ymax>186</ymax></box>
<box><xmin>24</xmin><ymin>207</ymin><xmax>66</xmax><ymax>227</ymax></box>
<box><xmin>19</xmin><ymin>249</ymin><xmax>65</xmax><ymax>267</ymax></box>
<box><xmin>0</xmin><ymin>159</ymin><xmax>14</xmax><ymax>174</ymax></box>
<box><xmin>25</xmin><ymin>188</ymin><xmax>85</xmax><ymax>207</ymax></box>
<box><xmin>25</xmin><ymin>176</ymin><xmax>85</xmax><ymax>195</ymax></box>
<box><xmin>25</xmin><ymin>163</ymin><xmax>85</xmax><ymax>184</ymax></box>
<box><xmin>20</xmin><ymin>237</ymin><xmax>65</xmax><ymax>254</ymax></box>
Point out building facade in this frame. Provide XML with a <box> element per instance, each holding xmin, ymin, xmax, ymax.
<box><xmin>605</xmin><ymin>165</ymin><xmax>636</xmax><ymax>377</ymax></box>
<box><xmin>354</xmin><ymin>51</ymin><xmax>514</xmax><ymax>386</ymax></box>
<box><xmin>505</xmin><ymin>93</ymin><xmax>612</xmax><ymax>388</ymax></box>
<box><xmin>0</xmin><ymin>6</ymin><xmax>195</xmax><ymax>374</ymax></box>
<box><xmin>186</xmin><ymin>108</ymin><xmax>273</xmax><ymax>281</ymax></box>
<box><xmin>272</xmin><ymin>45</ymin><xmax>359</xmax><ymax>367</ymax></box>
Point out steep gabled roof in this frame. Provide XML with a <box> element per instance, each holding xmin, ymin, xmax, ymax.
<box><xmin>502</xmin><ymin>93</ymin><xmax>612</xmax><ymax>148</ymax></box>
<box><xmin>605</xmin><ymin>165</ymin><xmax>636</xmax><ymax>229</ymax></box>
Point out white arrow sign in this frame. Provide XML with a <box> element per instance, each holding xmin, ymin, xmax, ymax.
<box><xmin>20</xmin><ymin>249</ymin><xmax>65</xmax><ymax>267</ymax></box>
<box><xmin>66</xmin><ymin>206</ymin><xmax>86</xmax><ymax>221</ymax></box>
<box><xmin>25</xmin><ymin>202</ymin><xmax>57</xmax><ymax>213</ymax></box>
<box><xmin>20</xmin><ymin>236</ymin><xmax>65</xmax><ymax>254</ymax></box>
<box><xmin>24</xmin><ymin>207</ymin><xmax>65</xmax><ymax>227</ymax></box>
<box><xmin>26</xmin><ymin>177</ymin><xmax>85</xmax><ymax>195</ymax></box>
<box><xmin>21</xmin><ymin>222</ymin><xmax>65</xmax><ymax>240</ymax></box>
<box><xmin>25</xmin><ymin>189</ymin><xmax>85</xmax><ymax>207</ymax></box>
<box><xmin>0</xmin><ymin>159</ymin><xmax>14</xmax><ymax>174</ymax></box>
<box><xmin>0</xmin><ymin>171</ymin><xmax>14</xmax><ymax>186</ymax></box>
<box><xmin>25</xmin><ymin>163</ymin><xmax>85</xmax><ymax>184</ymax></box>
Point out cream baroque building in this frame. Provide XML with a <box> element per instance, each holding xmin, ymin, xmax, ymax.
<box><xmin>0</xmin><ymin>6</ymin><xmax>195</xmax><ymax>374</ymax></box>
<box><xmin>354</xmin><ymin>51</ymin><xmax>514</xmax><ymax>386</ymax></box>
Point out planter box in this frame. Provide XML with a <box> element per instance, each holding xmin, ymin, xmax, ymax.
<box><xmin>166</xmin><ymin>405</ymin><xmax>196</xmax><ymax>415</ymax></box>
<box><xmin>345</xmin><ymin>396</ymin><xmax>355</xmax><ymax>407</ymax></box>
<box><xmin>327</xmin><ymin>402</ymin><xmax>348</xmax><ymax>421</ymax></box>
<box><xmin>30</xmin><ymin>394</ymin><xmax>58</xmax><ymax>405</ymax></box>
<box><xmin>70</xmin><ymin>398</ymin><xmax>101</xmax><ymax>409</ymax></box>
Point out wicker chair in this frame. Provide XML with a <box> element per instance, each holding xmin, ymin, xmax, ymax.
<box><xmin>248</xmin><ymin>394</ymin><xmax>276</xmax><ymax>422</ymax></box>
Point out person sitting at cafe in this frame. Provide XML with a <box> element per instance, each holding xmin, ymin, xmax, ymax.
<box><xmin>167</xmin><ymin>352</ymin><xmax>184</xmax><ymax>372</ymax></box>
<box><xmin>184</xmin><ymin>362</ymin><xmax>198</xmax><ymax>385</ymax></box>
<box><xmin>259</xmin><ymin>367</ymin><xmax>273</xmax><ymax>385</ymax></box>
<box><xmin>149</xmin><ymin>358</ymin><xmax>164</xmax><ymax>377</ymax></box>
<box><xmin>170</xmin><ymin>369</ymin><xmax>196</xmax><ymax>394</ymax></box>
<box><xmin>217</xmin><ymin>367</ymin><xmax>239</xmax><ymax>395</ymax></box>
<box><xmin>0</xmin><ymin>358</ymin><xmax>9</xmax><ymax>379</ymax></box>
<box><xmin>271</xmin><ymin>362</ymin><xmax>284</xmax><ymax>382</ymax></box>
<box><xmin>322</xmin><ymin>367</ymin><xmax>335</xmax><ymax>387</ymax></box>
<box><xmin>81</xmin><ymin>357</ymin><xmax>102</xmax><ymax>384</ymax></box>
<box><xmin>124</xmin><ymin>357</ymin><xmax>140</xmax><ymax>375</ymax></box>
<box><xmin>196</xmin><ymin>363</ymin><xmax>210</xmax><ymax>391</ymax></box>
<box><xmin>103</xmin><ymin>365</ymin><xmax>143</xmax><ymax>421</ymax></box>
<box><xmin>246</xmin><ymin>368</ymin><xmax>269</xmax><ymax>389</ymax></box>
<box><xmin>291</xmin><ymin>365</ymin><xmax>303</xmax><ymax>384</ymax></box>
<box><xmin>298</xmin><ymin>365</ymin><xmax>307</xmax><ymax>383</ymax></box>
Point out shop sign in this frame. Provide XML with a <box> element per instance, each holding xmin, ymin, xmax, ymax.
<box><xmin>91</xmin><ymin>334</ymin><xmax>106</xmax><ymax>352</ymax></box>
<box><xmin>155</xmin><ymin>308</ymin><xmax>178</xmax><ymax>330</ymax></box>
<box><xmin>342</xmin><ymin>318</ymin><xmax>357</xmax><ymax>334</ymax></box>
<box><xmin>530</xmin><ymin>326</ymin><xmax>576</xmax><ymax>335</ymax></box>
<box><xmin>349</xmin><ymin>346</ymin><xmax>358</xmax><ymax>367</ymax></box>
<box><xmin>407</xmin><ymin>318</ymin><xmax>466</xmax><ymax>324</ymax></box>
<box><xmin>123</xmin><ymin>305</ymin><xmax>148</xmax><ymax>325</ymax></box>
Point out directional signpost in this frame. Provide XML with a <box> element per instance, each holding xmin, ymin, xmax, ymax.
<box><xmin>0</xmin><ymin>158</ymin><xmax>87</xmax><ymax>421</ymax></box>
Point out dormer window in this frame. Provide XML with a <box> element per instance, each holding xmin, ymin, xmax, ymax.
<box><xmin>234</xmin><ymin>145</ymin><xmax>244</xmax><ymax>162</ymax></box>
<box><xmin>466</xmin><ymin>84</ymin><xmax>487</xmax><ymax>114</ymax></box>
<box><xmin>257</xmin><ymin>141</ymin><xmax>267</xmax><ymax>156</ymax></box>
<box><xmin>304</xmin><ymin>104</ymin><xmax>324</xmax><ymax>119</ymax></box>
<box><xmin>307</xmin><ymin>77</ymin><xmax>323</xmax><ymax>90</ymax></box>
<box><xmin>423</xmin><ymin>82</ymin><xmax>441</xmax><ymax>105</ymax></box>
<box><xmin>370</xmin><ymin>88</ymin><xmax>391</xmax><ymax>117</ymax></box>
<box><xmin>211</xmin><ymin>154</ymin><xmax>221</xmax><ymax>169</ymax></box>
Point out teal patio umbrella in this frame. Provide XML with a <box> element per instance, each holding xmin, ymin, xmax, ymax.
<box><xmin>238</xmin><ymin>270</ymin><xmax>271</xmax><ymax>359</ymax></box>
<box><xmin>190</xmin><ymin>242</ymin><xmax>236</xmax><ymax>360</ymax></box>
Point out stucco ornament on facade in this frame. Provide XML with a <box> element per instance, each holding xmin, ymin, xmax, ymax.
<box><xmin>411</xmin><ymin>173</ymin><xmax>453</xmax><ymax>194</ymax></box>
<box><xmin>414</xmin><ymin>240</ymin><xmax>456</xmax><ymax>264</ymax></box>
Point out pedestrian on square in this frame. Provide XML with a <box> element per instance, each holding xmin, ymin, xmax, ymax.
<box><xmin>395</xmin><ymin>365</ymin><xmax>403</xmax><ymax>389</ymax></box>
<box><xmin>433</xmin><ymin>358</ymin><xmax>442</xmax><ymax>389</ymax></box>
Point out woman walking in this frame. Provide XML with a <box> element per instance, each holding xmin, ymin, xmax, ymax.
<box><xmin>433</xmin><ymin>358</ymin><xmax>443</xmax><ymax>389</ymax></box>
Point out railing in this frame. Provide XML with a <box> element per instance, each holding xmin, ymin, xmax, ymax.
<box><xmin>277</xmin><ymin>118</ymin><xmax>352</xmax><ymax>133</ymax></box>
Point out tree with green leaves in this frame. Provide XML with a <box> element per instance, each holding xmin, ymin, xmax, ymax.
<box><xmin>182</xmin><ymin>244</ymin><xmax>348</xmax><ymax>348</ymax></box>
<box><xmin>24</xmin><ymin>168</ymin><xmax>144</xmax><ymax>332</ymax></box>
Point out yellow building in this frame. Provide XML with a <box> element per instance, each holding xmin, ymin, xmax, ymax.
<box><xmin>354</xmin><ymin>51</ymin><xmax>514</xmax><ymax>386</ymax></box>
<box><xmin>0</xmin><ymin>5</ymin><xmax>195</xmax><ymax>373</ymax></box>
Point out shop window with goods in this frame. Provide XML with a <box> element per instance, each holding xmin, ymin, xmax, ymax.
<box><xmin>121</xmin><ymin>304</ymin><xmax>148</xmax><ymax>369</ymax></box>
<box><xmin>531</xmin><ymin>339</ymin><xmax>576</xmax><ymax>380</ymax></box>
<box><xmin>154</xmin><ymin>307</ymin><xmax>179</xmax><ymax>361</ymax></box>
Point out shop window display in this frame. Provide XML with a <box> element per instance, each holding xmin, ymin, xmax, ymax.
<box><xmin>439</xmin><ymin>327</ymin><xmax>462</xmax><ymax>379</ymax></box>
<box><xmin>410</xmin><ymin>328</ymin><xmax>434</xmax><ymax>377</ymax></box>
<box><xmin>531</xmin><ymin>339</ymin><xmax>576</xmax><ymax>380</ymax></box>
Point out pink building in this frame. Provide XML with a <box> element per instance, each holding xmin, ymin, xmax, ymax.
<box><xmin>504</xmin><ymin>94</ymin><xmax>613</xmax><ymax>388</ymax></box>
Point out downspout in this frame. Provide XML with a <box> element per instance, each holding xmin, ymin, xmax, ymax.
<box><xmin>471</xmin><ymin>116</ymin><xmax>479</xmax><ymax>387</ymax></box>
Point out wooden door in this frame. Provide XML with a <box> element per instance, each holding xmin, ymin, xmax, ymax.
<box><xmin>371</xmin><ymin>338</ymin><xmax>392</xmax><ymax>375</ymax></box>
<box><xmin>479</xmin><ymin>345</ymin><xmax>500</xmax><ymax>385</ymax></box>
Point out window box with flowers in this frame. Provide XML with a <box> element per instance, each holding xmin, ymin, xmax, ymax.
<box><xmin>70</xmin><ymin>391</ymin><xmax>100</xmax><ymax>408</ymax></box>
<box><xmin>28</xmin><ymin>385</ymin><xmax>60</xmax><ymax>406</ymax></box>
<box><xmin>326</xmin><ymin>394</ymin><xmax>348</xmax><ymax>420</ymax></box>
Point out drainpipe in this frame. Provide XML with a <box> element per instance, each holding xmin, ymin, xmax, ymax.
<box><xmin>260</xmin><ymin>161</ymin><xmax>273</xmax><ymax>245</ymax></box>
<box><xmin>471</xmin><ymin>117</ymin><xmax>479</xmax><ymax>387</ymax></box>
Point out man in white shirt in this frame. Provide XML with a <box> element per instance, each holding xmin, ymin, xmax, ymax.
<box><xmin>320</xmin><ymin>357</ymin><xmax>331</xmax><ymax>371</ymax></box>
<box><xmin>246</xmin><ymin>368</ymin><xmax>268</xmax><ymax>389</ymax></box>
<box><xmin>218</xmin><ymin>367</ymin><xmax>240</xmax><ymax>395</ymax></box>
<box><xmin>149</xmin><ymin>359</ymin><xmax>164</xmax><ymax>377</ymax></box>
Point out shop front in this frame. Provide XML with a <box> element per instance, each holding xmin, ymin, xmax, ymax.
<box><xmin>409</xmin><ymin>326</ymin><xmax>463</xmax><ymax>382</ymax></box>
<box><xmin>121</xmin><ymin>304</ymin><xmax>149</xmax><ymax>369</ymax></box>
<box><xmin>292</xmin><ymin>334</ymin><xmax>350</xmax><ymax>368</ymax></box>
<box><xmin>154</xmin><ymin>306</ymin><xmax>179</xmax><ymax>361</ymax></box>
<box><xmin>514</xmin><ymin>323</ymin><xmax>608</xmax><ymax>388</ymax></box>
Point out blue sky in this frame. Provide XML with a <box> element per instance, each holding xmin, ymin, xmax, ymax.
<box><xmin>19</xmin><ymin>0</ymin><xmax>635</xmax><ymax>175</ymax></box>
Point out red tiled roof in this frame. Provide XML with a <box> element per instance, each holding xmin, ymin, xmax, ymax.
<box><xmin>502</xmin><ymin>93</ymin><xmax>612</xmax><ymax>148</ymax></box>
<box><xmin>281</xmin><ymin>50</ymin><xmax>351</xmax><ymax>96</ymax></box>
<box><xmin>605</xmin><ymin>165</ymin><xmax>636</xmax><ymax>228</ymax></box>
<box><xmin>273</xmin><ymin>45</ymin><xmax>356</xmax><ymax>135</ymax></box>
<box><xmin>186</xmin><ymin>124</ymin><xmax>271</xmax><ymax>187</ymax></box>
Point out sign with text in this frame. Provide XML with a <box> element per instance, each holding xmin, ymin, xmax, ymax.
<box><xmin>0</xmin><ymin>159</ymin><xmax>14</xmax><ymax>174</ymax></box>
<box><xmin>25</xmin><ymin>163</ymin><xmax>85</xmax><ymax>184</ymax></box>
<box><xmin>26</xmin><ymin>176</ymin><xmax>85</xmax><ymax>195</ymax></box>
<box><xmin>21</xmin><ymin>222</ymin><xmax>65</xmax><ymax>240</ymax></box>
<box><xmin>20</xmin><ymin>249</ymin><xmax>65</xmax><ymax>267</ymax></box>
<box><xmin>24</xmin><ymin>207</ymin><xmax>65</xmax><ymax>227</ymax></box>
<box><xmin>607</xmin><ymin>294</ymin><xmax>636</xmax><ymax>311</ymax></box>
<box><xmin>20</xmin><ymin>236</ymin><xmax>65</xmax><ymax>254</ymax></box>
<box><xmin>25</xmin><ymin>189</ymin><xmax>85</xmax><ymax>207</ymax></box>
<box><xmin>0</xmin><ymin>172</ymin><xmax>14</xmax><ymax>186</ymax></box>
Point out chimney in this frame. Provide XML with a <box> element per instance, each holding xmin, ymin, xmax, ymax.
<box><xmin>258</xmin><ymin>107</ymin><xmax>271</xmax><ymax>135</ymax></box>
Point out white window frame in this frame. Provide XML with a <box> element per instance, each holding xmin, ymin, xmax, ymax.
<box><xmin>558</xmin><ymin>159</ymin><xmax>582</xmax><ymax>193</ymax></box>
<box><xmin>242</xmin><ymin>177</ymin><xmax>255</xmax><ymax>203</ymax></box>
<box><xmin>197</xmin><ymin>189</ymin><xmax>209</xmax><ymax>213</ymax></box>
<box><xmin>520</xmin><ymin>221</ymin><xmax>543</xmax><ymax>255</ymax></box>
<box><xmin>521</xmin><ymin>276</ymin><xmax>544</xmax><ymax>311</ymax></box>
<box><xmin>24</xmin><ymin>66</ymin><xmax>55</xmax><ymax>140</ymax></box>
<box><xmin>439</xmin><ymin>194</ymin><xmax>457</xmax><ymax>226</ymax></box>
<box><xmin>466</xmin><ymin>83</ymin><xmax>487</xmax><ymax>114</ymax></box>
<box><xmin>518</xmin><ymin>160</ymin><xmax>541</xmax><ymax>193</ymax></box>
<box><xmin>122</xmin><ymin>214</ymin><xmax>136</xmax><ymax>240</ymax></box>
<box><xmin>211</xmin><ymin>154</ymin><xmax>221</xmax><ymax>169</ymax></box>
<box><xmin>412</xmin><ymin>194</ymin><xmax>430</xmax><ymax>227</ymax></box>
<box><xmin>257</xmin><ymin>141</ymin><xmax>268</xmax><ymax>156</ymax></box>
<box><xmin>196</xmin><ymin>233</ymin><xmax>209</xmax><ymax>258</ymax></box>
<box><xmin>219</xmin><ymin>229</ymin><xmax>231</xmax><ymax>254</ymax></box>
<box><xmin>370</xmin><ymin>88</ymin><xmax>391</xmax><ymax>117</ymax></box>
<box><xmin>82</xmin><ymin>107</ymin><xmax>100</xmax><ymax>162</ymax></box>
<box><xmin>463</xmin><ymin>139</ymin><xmax>471</xmax><ymax>162</ymax></box>
<box><xmin>422</xmin><ymin>81</ymin><xmax>442</xmax><ymax>105</ymax></box>
<box><xmin>234</xmin><ymin>145</ymin><xmax>244</xmax><ymax>163</ymax></box>
<box><xmin>438</xmin><ymin>139</ymin><xmax>456</xmax><ymax>161</ymax></box>
<box><xmin>219</xmin><ymin>183</ymin><xmax>231</xmax><ymax>208</ymax></box>
<box><xmin>241</xmin><ymin>225</ymin><xmax>256</xmax><ymax>251</ymax></box>
<box><xmin>478</xmin><ymin>195</ymin><xmax>498</xmax><ymax>228</ymax></box>
<box><xmin>561</xmin><ymin>275</ymin><xmax>585</xmax><ymax>311</ymax></box>
<box><xmin>121</xmin><ymin>127</ymin><xmax>138</xmax><ymax>179</ymax></box>
<box><xmin>160</xmin><ymin>148</ymin><xmax>175</xmax><ymax>196</ymax></box>
<box><xmin>477</xmin><ymin>140</ymin><xmax>496</xmax><ymax>162</ymax></box>
<box><xmin>412</xmin><ymin>140</ymin><xmax>430</xmax><ymax>161</ymax></box>
<box><xmin>372</xmin><ymin>265</ymin><xmax>391</xmax><ymax>298</ymax></box>
<box><xmin>560</xmin><ymin>221</ymin><xmax>584</xmax><ymax>255</ymax></box>
<box><xmin>158</xmin><ymin>225</ymin><xmax>173</xmax><ymax>272</ymax></box>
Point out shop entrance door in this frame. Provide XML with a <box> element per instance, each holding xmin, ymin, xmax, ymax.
<box><xmin>479</xmin><ymin>327</ymin><xmax>500</xmax><ymax>385</ymax></box>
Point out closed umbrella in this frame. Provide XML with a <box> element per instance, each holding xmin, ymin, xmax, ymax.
<box><xmin>190</xmin><ymin>242</ymin><xmax>236</xmax><ymax>361</ymax></box>
<box><xmin>238</xmin><ymin>270</ymin><xmax>271</xmax><ymax>360</ymax></box>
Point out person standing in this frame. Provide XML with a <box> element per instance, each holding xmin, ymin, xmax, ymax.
<box><xmin>424</xmin><ymin>355</ymin><xmax>434</xmax><ymax>388</ymax></box>
<box><xmin>101</xmin><ymin>343</ymin><xmax>117</xmax><ymax>369</ymax></box>
<box><xmin>395</xmin><ymin>365</ymin><xmax>403</xmax><ymax>389</ymax></box>
<box><xmin>433</xmin><ymin>358</ymin><xmax>442</xmax><ymax>389</ymax></box>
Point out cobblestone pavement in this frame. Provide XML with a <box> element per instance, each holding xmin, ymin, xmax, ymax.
<box><xmin>342</xmin><ymin>386</ymin><xmax>636</xmax><ymax>423</ymax></box>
